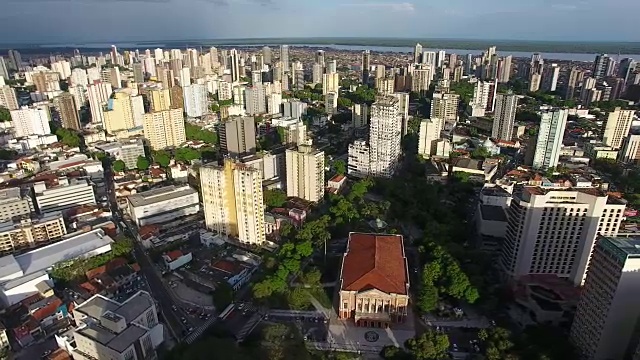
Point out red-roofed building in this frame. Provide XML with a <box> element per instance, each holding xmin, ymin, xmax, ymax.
<box><xmin>162</xmin><ymin>251</ymin><xmax>192</xmax><ymax>271</ymax></box>
<box><xmin>337</xmin><ymin>232</ymin><xmax>410</xmax><ymax>328</ymax></box>
<box><xmin>211</xmin><ymin>259</ymin><xmax>254</xmax><ymax>291</ymax></box>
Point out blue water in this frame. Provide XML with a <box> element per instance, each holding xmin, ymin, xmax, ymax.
<box><xmin>39</xmin><ymin>42</ymin><xmax>640</xmax><ymax>62</ymax></box>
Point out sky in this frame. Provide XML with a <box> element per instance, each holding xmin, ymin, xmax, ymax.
<box><xmin>1</xmin><ymin>0</ymin><xmax>639</xmax><ymax>43</ymax></box>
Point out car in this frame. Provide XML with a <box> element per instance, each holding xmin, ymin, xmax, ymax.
<box><xmin>238</xmin><ymin>303</ymin><xmax>245</xmax><ymax>310</ymax></box>
<box><xmin>172</xmin><ymin>305</ymin><xmax>178</xmax><ymax>311</ymax></box>
<box><xmin>41</xmin><ymin>350</ymin><xmax>52</xmax><ymax>358</ymax></box>
<box><xmin>188</xmin><ymin>326</ymin><xmax>193</xmax><ymax>332</ymax></box>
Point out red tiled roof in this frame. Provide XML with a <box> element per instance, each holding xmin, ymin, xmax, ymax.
<box><xmin>131</xmin><ymin>263</ymin><xmax>141</xmax><ymax>272</ymax></box>
<box><xmin>166</xmin><ymin>250</ymin><xmax>183</xmax><ymax>261</ymax></box>
<box><xmin>340</xmin><ymin>233</ymin><xmax>408</xmax><ymax>295</ymax></box>
<box><xmin>211</xmin><ymin>260</ymin><xmax>242</xmax><ymax>275</ymax></box>
<box><xmin>48</xmin><ymin>349</ymin><xmax>72</xmax><ymax>360</ymax></box>
<box><xmin>329</xmin><ymin>174</ymin><xmax>345</xmax><ymax>183</ymax></box>
<box><xmin>85</xmin><ymin>266</ymin><xmax>106</xmax><ymax>280</ymax></box>
<box><xmin>32</xmin><ymin>297</ymin><xmax>63</xmax><ymax>321</ymax></box>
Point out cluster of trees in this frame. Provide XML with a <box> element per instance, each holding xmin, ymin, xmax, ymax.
<box><xmin>0</xmin><ymin>107</ymin><xmax>10</xmax><ymax>122</ymax></box>
<box><xmin>50</xmin><ymin>238</ymin><xmax>133</xmax><ymax>284</ymax></box>
<box><xmin>328</xmin><ymin>178</ymin><xmax>390</xmax><ymax>226</ymax></box>
<box><xmin>264</xmin><ymin>189</ymin><xmax>288</xmax><ymax>208</ymax></box>
<box><xmin>290</xmin><ymin>84</ymin><xmax>324</xmax><ymax>103</ymax></box>
<box><xmin>113</xmin><ymin>155</ymin><xmax>151</xmax><ymax>172</ymax></box>
<box><xmin>342</xmin><ymin>85</ymin><xmax>376</xmax><ymax>105</ymax></box>
<box><xmin>54</xmin><ymin>126</ymin><xmax>82</xmax><ymax>148</ymax></box>
<box><xmin>417</xmin><ymin>242</ymin><xmax>479</xmax><ymax>313</ymax></box>
<box><xmin>470</xmin><ymin>146</ymin><xmax>493</xmax><ymax>160</ymax></box>
<box><xmin>381</xmin><ymin>330</ymin><xmax>450</xmax><ymax>360</ymax></box>
<box><xmin>450</xmin><ymin>81</ymin><xmax>475</xmax><ymax>105</ymax></box>
<box><xmin>525</xmin><ymin>91</ymin><xmax>576</xmax><ymax>108</ymax></box>
<box><xmin>174</xmin><ymin>147</ymin><xmax>201</xmax><ymax>163</ymax></box>
<box><xmin>333</xmin><ymin>159</ymin><xmax>346</xmax><ymax>175</ymax></box>
<box><xmin>478</xmin><ymin>327</ymin><xmax>519</xmax><ymax>360</ymax></box>
<box><xmin>185</xmin><ymin>123</ymin><xmax>218</xmax><ymax>145</ymax></box>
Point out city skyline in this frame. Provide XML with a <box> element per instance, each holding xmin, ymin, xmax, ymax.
<box><xmin>2</xmin><ymin>0</ymin><xmax>640</xmax><ymax>43</ymax></box>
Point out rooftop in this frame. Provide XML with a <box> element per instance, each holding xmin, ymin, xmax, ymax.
<box><xmin>78</xmin><ymin>322</ymin><xmax>147</xmax><ymax>353</ymax></box>
<box><xmin>480</xmin><ymin>205</ymin><xmax>507</xmax><ymax>222</ymax></box>
<box><xmin>340</xmin><ymin>232</ymin><xmax>408</xmax><ymax>295</ymax></box>
<box><xmin>127</xmin><ymin>185</ymin><xmax>197</xmax><ymax>207</ymax></box>
<box><xmin>599</xmin><ymin>237</ymin><xmax>640</xmax><ymax>259</ymax></box>
<box><xmin>0</xmin><ymin>187</ymin><xmax>23</xmax><ymax>202</ymax></box>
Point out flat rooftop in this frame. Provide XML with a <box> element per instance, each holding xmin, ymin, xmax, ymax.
<box><xmin>0</xmin><ymin>187</ymin><xmax>23</xmax><ymax>202</ymax></box>
<box><xmin>480</xmin><ymin>205</ymin><xmax>507</xmax><ymax>222</ymax></box>
<box><xmin>599</xmin><ymin>237</ymin><xmax>640</xmax><ymax>259</ymax></box>
<box><xmin>127</xmin><ymin>185</ymin><xmax>197</xmax><ymax>207</ymax></box>
<box><xmin>78</xmin><ymin>322</ymin><xmax>147</xmax><ymax>353</ymax></box>
<box><xmin>75</xmin><ymin>291</ymin><xmax>154</xmax><ymax>323</ymax></box>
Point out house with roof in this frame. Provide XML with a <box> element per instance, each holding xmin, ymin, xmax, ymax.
<box><xmin>337</xmin><ymin>232</ymin><xmax>410</xmax><ymax>328</ymax></box>
<box><xmin>162</xmin><ymin>250</ymin><xmax>192</xmax><ymax>271</ymax></box>
<box><xmin>210</xmin><ymin>259</ymin><xmax>255</xmax><ymax>291</ymax></box>
<box><xmin>9</xmin><ymin>294</ymin><xmax>68</xmax><ymax>347</ymax></box>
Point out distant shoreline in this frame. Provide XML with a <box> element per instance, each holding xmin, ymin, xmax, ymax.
<box><xmin>2</xmin><ymin>37</ymin><xmax>640</xmax><ymax>54</ymax></box>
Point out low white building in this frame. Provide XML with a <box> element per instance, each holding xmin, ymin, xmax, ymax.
<box><xmin>162</xmin><ymin>250</ymin><xmax>192</xmax><ymax>271</ymax></box>
<box><xmin>127</xmin><ymin>185</ymin><xmax>200</xmax><ymax>226</ymax></box>
<box><xmin>33</xmin><ymin>177</ymin><xmax>96</xmax><ymax>214</ymax></box>
<box><xmin>95</xmin><ymin>139</ymin><xmax>145</xmax><ymax>170</ymax></box>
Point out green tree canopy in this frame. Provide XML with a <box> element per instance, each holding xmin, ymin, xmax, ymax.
<box><xmin>54</xmin><ymin>127</ymin><xmax>82</xmax><ymax>148</ymax></box>
<box><xmin>264</xmin><ymin>189</ymin><xmax>287</xmax><ymax>208</ymax></box>
<box><xmin>185</xmin><ymin>123</ymin><xmax>218</xmax><ymax>144</ymax></box>
<box><xmin>0</xmin><ymin>106</ymin><xmax>10</xmax><ymax>122</ymax></box>
<box><xmin>405</xmin><ymin>330</ymin><xmax>450</xmax><ymax>360</ymax></box>
<box><xmin>153</xmin><ymin>152</ymin><xmax>170</xmax><ymax>167</ymax></box>
<box><xmin>334</xmin><ymin>159</ymin><xmax>346</xmax><ymax>175</ymax></box>
<box><xmin>136</xmin><ymin>156</ymin><xmax>150</xmax><ymax>170</ymax></box>
<box><xmin>175</xmin><ymin>147</ymin><xmax>200</xmax><ymax>163</ymax></box>
<box><xmin>112</xmin><ymin>160</ymin><xmax>126</xmax><ymax>172</ymax></box>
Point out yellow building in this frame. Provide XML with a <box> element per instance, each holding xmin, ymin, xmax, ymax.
<box><xmin>200</xmin><ymin>160</ymin><xmax>265</xmax><ymax>245</ymax></box>
<box><xmin>0</xmin><ymin>212</ymin><xmax>67</xmax><ymax>255</ymax></box>
<box><xmin>103</xmin><ymin>92</ymin><xmax>135</xmax><ymax>134</ymax></box>
<box><xmin>149</xmin><ymin>89</ymin><xmax>172</xmax><ymax>112</ymax></box>
<box><xmin>142</xmin><ymin>108</ymin><xmax>186</xmax><ymax>149</ymax></box>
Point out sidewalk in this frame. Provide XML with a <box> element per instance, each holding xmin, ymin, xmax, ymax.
<box><xmin>308</xmin><ymin>293</ymin><xmax>332</xmax><ymax>318</ymax></box>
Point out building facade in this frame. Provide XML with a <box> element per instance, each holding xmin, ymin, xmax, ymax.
<box><xmin>33</xmin><ymin>178</ymin><xmax>96</xmax><ymax>214</ymax></box>
<box><xmin>127</xmin><ymin>185</ymin><xmax>200</xmax><ymax>226</ymax></box>
<box><xmin>491</xmin><ymin>93</ymin><xmax>518</xmax><ymax>141</ymax></box>
<box><xmin>219</xmin><ymin>117</ymin><xmax>256</xmax><ymax>158</ymax></box>
<box><xmin>285</xmin><ymin>145</ymin><xmax>325</xmax><ymax>203</ymax></box>
<box><xmin>142</xmin><ymin>108</ymin><xmax>185</xmax><ymax>149</ymax></box>
<box><xmin>602</xmin><ymin>108</ymin><xmax>635</xmax><ymax>149</ymax></box>
<box><xmin>0</xmin><ymin>212</ymin><xmax>66</xmax><ymax>255</ymax></box>
<box><xmin>531</xmin><ymin>109</ymin><xmax>568</xmax><ymax>170</ymax></box>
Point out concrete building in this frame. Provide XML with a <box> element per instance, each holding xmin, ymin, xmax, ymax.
<box><xmin>411</xmin><ymin>67</ymin><xmax>432</xmax><ymax>94</ymax></box>
<box><xmin>0</xmin><ymin>85</ymin><xmax>19</xmax><ymax>110</ymax></box>
<box><xmin>500</xmin><ymin>185</ymin><xmax>626</xmax><ymax>286</ymax></box>
<box><xmin>619</xmin><ymin>134</ymin><xmax>640</xmax><ymax>164</ymax></box>
<box><xmin>369</xmin><ymin>95</ymin><xmax>402</xmax><ymax>177</ymax></box>
<box><xmin>325</xmin><ymin>92</ymin><xmax>338</xmax><ymax>115</ymax></box>
<box><xmin>200</xmin><ymin>160</ymin><xmax>265</xmax><ymax>245</ymax></box>
<box><xmin>418</xmin><ymin>118</ymin><xmax>443</xmax><ymax>158</ymax></box>
<box><xmin>542</xmin><ymin>63</ymin><xmax>560</xmax><ymax>92</ymax></box>
<box><xmin>95</xmin><ymin>139</ymin><xmax>145</xmax><ymax>170</ymax></box>
<box><xmin>53</xmin><ymin>93</ymin><xmax>81</xmax><ymax>130</ymax></box>
<box><xmin>148</xmin><ymin>89</ymin><xmax>171</xmax><ymax>112</ymax></box>
<box><xmin>322</xmin><ymin>72</ymin><xmax>340</xmax><ymax>95</ymax></box>
<box><xmin>0</xmin><ymin>188</ymin><xmax>34</xmax><ymax>222</ymax></box>
<box><xmin>104</xmin><ymin>92</ymin><xmax>136</xmax><ymax>134</ymax></box>
<box><xmin>430</xmin><ymin>92</ymin><xmax>459</xmax><ymax>123</ymax></box>
<box><xmin>565</xmin><ymin>67</ymin><xmax>583</xmax><ymax>100</ymax></box>
<box><xmin>142</xmin><ymin>108</ymin><xmax>186</xmax><ymax>149</ymax></box>
<box><xmin>245</xmin><ymin>84</ymin><xmax>266</xmax><ymax>115</ymax></box>
<box><xmin>283</xmin><ymin>100</ymin><xmax>307</xmax><ymax>119</ymax></box>
<box><xmin>0</xmin><ymin>212</ymin><xmax>66</xmax><ymax>255</ymax></box>
<box><xmin>471</xmin><ymin>81</ymin><xmax>497</xmax><ymax>113</ymax></box>
<box><xmin>348</xmin><ymin>139</ymin><xmax>370</xmax><ymax>178</ymax></box>
<box><xmin>352</xmin><ymin>103</ymin><xmax>369</xmax><ymax>129</ymax></box>
<box><xmin>285</xmin><ymin>145</ymin><xmax>325</xmax><ymax>203</ymax></box>
<box><xmin>338</xmin><ymin>233</ymin><xmax>410</xmax><ymax>327</ymax></box>
<box><xmin>491</xmin><ymin>93</ymin><xmax>518</xmax><ymax>141</ymax></box>
<box><xmin>531</xmin><ymin>109</ymin><xmax>568</xmax><ymax>170</ymax></box>
<box><xmin>127</xmin><ymin>185</ymin><xmax>199</xmax><ymax>226</ymax></box>
<box><xmin>87</xmin><ymin>82</ymin><xmax>113</xmax><ymax>126</ymax></box>
<box><xmin>11</xmin><ymin>105</ymin><xmax>51</xmax><ymax>137</ymax></box>
<box><xmin>71</xmin><ymin>291</ymin><xmax>163</xmax><ymax>360</ymax></box>
<box><xmin>183</xmin><ymin>84</ymin><xmax>207</xmax><ymax>118</ymax></box>
<box><xmin>33</xmin><ymin>178</ymin><xmax>96</xmax><ymax>214</ymax></box>
<box><xmin>592</xmin><ymin>54</ymin><xmax>615</xmax><ymax>80</ymax></box>
<box><xmin>219</xmin><ymin>117</ymin><xmax>256</xmax><ymax>158</ymax></box>
<box><xmin>602</xmin><ymin>108</ymin><xmax>635</xmax><ymax>149</ymax></box>
<box><xmin>570</xmin><ymin>237</ymin><xmax>640</xmax><ymax>360</ymax></box>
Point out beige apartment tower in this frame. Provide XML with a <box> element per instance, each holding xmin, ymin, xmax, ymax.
<box><xmin>0</xmin><ymin>212</ymin><xmax>66</xmax><ymax>255</ymax></box>
<box><xmin>53</xmin><ymin>93</ymin><xmax>81</xmax><ymax>130</ymax></box>
<box><xmin>104</xmin><ymin>92</ymin><xmax>136</xmax><ymax>134</ymax></box>
<box><xmin>602</xmin><ymin>107</ymin><xmax>635</xmax><ymax>149</ymax></box>
<box><xmin>200</xmin><ymin>160</ymin><xmax>265</xmax><ymax>245</ymax></box>
<box><xmin>142</xmin><ymin>108</ymin><xmax>186</xmax><ymax>149</ymax></box>
<box><xmin>430</xmin><ymin>92</ymin><xmax>459</xmax><ymax>123</ymax></box>
<box><xmin>149</xmin><ymin>88</ymin><xmax>172</xmax><ymax>112</ymax></box>
<box><xmin>570</xmin><ymin>237</ymin><xmax>640</xmax><ymax>360</ymax></box>
<box><xmin>285</xmin><ymin>145</ymin><xmax>325</xmax><ymax>203</ymax></box>
<box><xmin>0</xmin><ymin>85</ymin><xmax>19</xmax><ymax>110</ymax></box>
<box><xmin>219</xmin><ymin>117</ymin><xmax>256</xmax><ymax>158</ymax></box>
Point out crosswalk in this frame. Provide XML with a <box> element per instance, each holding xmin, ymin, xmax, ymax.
<box><xmin>235</xmin><ymin>313</ymin><xmax>263</xmax><ymax>342</ymax></box>
<box><xmin>184</xmin><ymin>316</ymin><xmax>218</xmax><ymax>344</ymax></box>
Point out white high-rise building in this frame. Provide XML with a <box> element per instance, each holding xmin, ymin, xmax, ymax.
<box><xmin>200</xmin><ymin>160</ymin><xmax>265</xmax><ymax>245</ymax></box>
<box><xmin>179</xmin><ymin>67</ymin><xmax>191</xmax><ymax>87</ymax></box>
<box><xmin>542</xmin><ymin>63</ymin><xmax>560</xmax><ymax>92</ymax></box>
<box><xmin>322</xmin><ymin>72</ymin><xmax>339</xmax><ymax>94</ymax></box>
<box><xmin>267</xmin><ymin>93</ymin><xmax>282</xmax><ymax>115</ymax></box>
<box><xmin>531</xmin><ymin>109</ymin><xmax>568</xmax><ymax>170</ymax></box>
<box><xmin>51</xmin><ymin>60</ymin><xmax>71</xmax><ymax>79</ymax></box>
<box><xmin>0</xmin><ymin>85</ymin><xmax>19</xmax><ymax>110</ymax></box>
<box><xmin>229</xmin><ymin>49</ymin><xmax>241</xmax><ymax>82</ymax></box>
<box><xmin>619</xmin><ymin>134</ymin><xmax>640</xmax><ymax>164</ymax></box>
<box><xmin>570</xmin><ymin>237</ymin><xmax>640</xmax><ymax>360</ymax></box>
<box><xmin>70</xmin><ymin>68</ymin><xmax>88</xmax><ymax>86</ymax></box>
<box><xmin>414</xmin><ymin>43</ymin><xmax>423</xmax><ymax>63</ymax></box>
<box><xmin>245</xmin><ymin>84</ymin><xmax>266</xmax><ymax>115</ymax></box>
<box><xmin>500</xmin><ymin>185</ymin><xmax>626</xmax><ymax>286</ymax></box>
<box><xmin>10</xmin><ymin>106</ymin><xmax>51</xmax><ymax>137</ymax></box>
<box><xmin>183</xmin><ymin>84</ymin><xmax>207</xmax><ymax>118</ymax></box>
<box><xmin>471</xmin><ymin>81</ymin><xmax>497</xmax><ymax>113</ymax></box>
<box><xmin>412</xmin><ymin>67</ymin><xmax>433</xmax><ymax>93</ymax></box>
<box><xmin>352</xmin><ymin>103</ymin><xmax>369</xmax><ymax>129</ymax></box>
<box><xmin>347</xmin><ymin>139</ymin><xmax>371</xmax><ymax>178</ymax></box>
<box><xmin>87</xmin><ymin>81</ymin><xmax>113</xmax><ymax>126</ymax></box>
<box><xmin>602</xmin><ymin>108</ymin><xmax>635</xmax><ymax>149</ymax></box>
<box><xmin>418</xmin><ymin>118</ymin><xmax>443</xmax><ymax>158</ymax></box>
<box><xmin>498</xmin><ymin>55</ymin><xmax>512</xmax><ymax>83</ymax></box>
<box><xmin>422</xmin><ymin>51</ymin><xmax>437</xmax><ymax>68</ymax></box>
<box><xmin>430</xmin><ymin>92</ymin><xmax>459</xmax><ymax>123</ymax></box>
<box><xmin>491</xmin><ymin>93</ymin><xmax>518</xmax><ymax>141</ymax></box>
<box><xmin>280</xmin><ymin>45</ymin><xmax>290</xmax><ymax>72</ymax></box>
<box><xmin>325</xmin><ymin>92</ymin><xmax>338</xmax><ymax>115</ymax></box>
<box><xmin>368</xmin><ymin>96</ymin><xmax>402</xmax><ymax>177</ymax></box>
<box><xmin>285</xmin><ymin>145</ymin><xmax>325</xmax><ymax>203</ymax></box>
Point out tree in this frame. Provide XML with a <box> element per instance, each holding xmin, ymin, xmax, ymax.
<box><xmin>337</xmin><ymin>97</ymin><xmax>353</xmax><ymax>108</ymax></box>
<box><xmin>112</xmin><ymin>160</ymin><xmax>126</xmax><ymax>172</ymax></box>
<box><xmin>417</xmin><ymin>284</ymin><xmax>439</xmax><ymax>313</ymax></box>
<box><xmin>334</xmin><ymin>159</ymin><xmax>346</xmax><ymax>175</ymax></box>
<box><xmin>154</xmin><ymin>152</ymin><xmax>170</xmax><ymax>167</ymax></box>
<box><xmin>54</xmin><ymin>127</ymin><xmax>82</xmax><ymax>148</ymax></box>
<box><xmin>185</xmin><ymin>122</ymin><xmax>218</xmax><ymax>144</ymax></box>
<box><xmin>330</xmin><ymin>197</ymin><xmax>359</xmax><ymax>224</ymax></box>
<box><xmin>0</xmin><ymin>107</ymin><xmax>10</xmax><ymax>122</ymax></box>
<box><xmin>264</xmin><ymin>189</ymin><xmax>288</xmax><ymax>208</ymax></box>
<box><xmin>381</xmin><ymin>346</ymin><xmax>411</xmax><ymax>360</ymax></box>
<box><xmin>287</xmin><ymin>288</ymin><xmax>310</xmax><ymax>310</ymax></box>
<box><xmin>136</xmin><ymin>156</ymin><xmax>150</xmax><ymax>170</ymax></box>
<box><xmin>262</xmin><ymin>324</ymin><xmax>290</xmax><ymax>360</ymax></box>
<box><xmin>405</xmin><ymin>330</ymin><xmax>450</xmax><ymax>360</ymax></box>
<box><xmin>175</xmin><ymin>147</ymin><xmax>200</xmax><ymax>163</ymax></box>
<box><xmin>212</xmin><ymin>282</ymin><xmax>234</xmax><ymax>310</ymax></box>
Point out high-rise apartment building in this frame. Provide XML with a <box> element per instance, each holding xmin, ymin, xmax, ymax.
<box><xmin>183</xmin><ymin>84</ymin><xmax>207</xmax><ymax>118</ymax></box>
<box><xmin>0</xmin><ymin>188</ymin><xmax>34</xmax><ymax>222</ymax></box>
<box><xmin>104</xmin><ymin>91</ymin><xmax>136</xmax><ymax>134</ymax></box>
<box><xmin>0</xmin><ymin>212</ymin><xmax>66</xmax><ymax>255</ymax></box>
<box><xmin>352</xmin><ymin>103</ymin><xmax>369</xmax><ymax>129</ymax></box>
<box><xmin>53</xmin><ymin>93</ymin><xmax>81</xmax><ymax>130</ymax></box>
<box><xmin>593</xmin><ymin>54</ymin><xmax>615</xmax><ymax>80</ymax></box>
<box><xmin>0</xmin><ymin>57</ymin><xmax>8</xmax><ymax>79</ymax></box>
<box><xmin>471</xmin><ymin>81</ymin><xmax>497</xmax><ymax>113</ymax></box>
<box><xmin>500</xmin><ymin>185</ymin><xmax>626</xmax><ymax>286</ymax></box>
<box><xmin>87</xmin><ymin>81</ymin><xmax>113</xmax><ymax>126</ymax></box>
<box><xmin>8</xmin><ymin>50</ymin><xmax>22</xmax><ymax>71</ymax></box>
<box><xmin>412</xmin><ymin>67</ymin><xmax>433</xmax><ymax>94</ymax></box>
<box><xmin>491</xmin><ymin>93</ymin><xmax>518</xmax><ymax>141</ymax></box>
<box><xmin>245</xmin><ymin>84</ymin><xmax>266</xmax><ymax>115</ymax></box>
<box><xmin>531</xmin><ymin>109</ymin><xmax>568</xmax><ymax>170</ymax></box>
<box><xmin>418</xmin><ymin>118</ymin><xmax>443</xmax><ymax>158</ymax></box>
<box><xmin>142</xmin><ymin>108</ymin><xmax>186</xmax><ymax>149</ymax></box>
<box><xmin>10</xmin><ymin>106</ymin><xmax>51</xmax><ymax>137</ymax></box>
<box><xmin>262</xmin><ymin>46</ymin><xmax>272</xmax><ymax>65</ymax></box>
<box><xmin>200</xmin><ymin>160</ymin><xmax>265</xmax><ymax>245</ymax></box>
<box><xmin>430</xmin><ymin>92</ymin><xmax>459</xmax><ymax>123</ymax></box>
<box><xmin>0</xmin><ymin>85</ymin><xmax>19</xmax><ymax>110</ymax></box>
<box><xmin>570</xmin><ymin>237</ymin><xmax>640</xmax><ymax>360</ymax></box>
<box><xmin>618</xmin><ymin>58</ymin><xmax>637</xmax><ymax>85</ymax></box>
<box><xmin>219</xmin><ymin>117</ymin><xmax>256</xmax><ymax>158</ymax></box>
<box><xmin>619</xmin><ymin>134</ymin><xmax>640</xmax><ymax>164</ymax></box>
<box><xmin>498</xmin><ymin>55</ymin><xmax>512</xmax><ymax>83</ymax></box>
<box><xmin>229</xmin><ymin>49</ymin><xmax>241</xmax><ymax>83</ymax></box>
<box><xmin>285</xmin><ymin>145</ymin><xmax>325</xmax><ymax>203</ymax></box>
<box><xmin>414</xmin><ymin>43</ymin><xmax>423</xmax><ymax>63</ymax></box>
<box><xmin>280</xmin><ymin>45</ymin><xmax>290</xmax><ymax>72</ymax></box>
<box><xmin>325</xmin><ymin>92</ymin><xmax>338</xmax><ymax>115</ymax></box>
<box><xmin>323</xmin><ymin>72</ymin><xmax>340</xmax><ymax>94</ymax></box>
<box><xmin>368</xmin><ymin>95</ymin><xmax>402</xmax><ymax>177</ymax></box>
<box><xmin>148</xmin><ymin>88</ymin><xmax>172</xmax><ymax>112</ymax></box>
<box><xmin>362</xmin><ymin>50</ymin><xmax>371</xmax><ymax>84</ymax></box>
<box><xmin>541</xmin><ymin>63</ymin><xmax>560</xmax><ymax>92</ymax></box>
<box><xmin>602</xmin><ymin>108</ymin><xmax>635</xmax><ymax>149</ymax></box>
<box><xmin>565</xmin><ymin>67</ymin><xmax>583</xmax><ymax>100</ymax></box>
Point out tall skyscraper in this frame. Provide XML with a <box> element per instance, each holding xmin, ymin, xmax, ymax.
<box><xmin>132</xmin><ymin>63</ymin><xmax>145</xmax><ymax>83</ymax></box>
<box><xmin>593</xmin><ymin>54</ymin><xmax>615</xmax><ymax>80</ymax></box>
<box><xmin>418</xmin><ymin>118</ymin><xmax>443</xmax><ymax>158</ymax></box>
<box><xmin>244</xmin><ymin>84</ymin><xmax>266</xmax><ymax>115</ymax></box>
<box><xmin>0</xmin><ymin>57</ymin><xmax>9</xmax><ymax>79</ymax></box>
<box><xmin>436</xmin><ymin>50</ymin><xmax>446</xmax><ymax>68</ymax></box>
<box><xmin>103</xmin><ymin>91</ymin><xmax>136</xmax><ymax>134</ymax></box>
<box><xmin>315</xmin><ymin>50</ymin><xmax>325</xmax><ymax>67</ymax></box>
<box><xmin>412</xmin><ymin>67</ymin><xmax>433</xmax><ymax>94</ymax></box>
<box><xmin>471</xmin><ymin>81</ymin><xmax>497</xmax><ymax>113</ymax></box>
<box><xmin>219</xmin><ymin>117</ymin><xmax>256</xmax><ymax>158</ymax></box>
<box><xmin>500</xmin><ymin>185</ymin><xmax>625</xmax><ymax>286</ymax></box>
<box><xmin>10</xmin><ymin>105</ymin><xmax>51</xmax><ymax>137</ymax></box>
<box><xmin>565</xmin><ymin>67</ymin><xmax>583</xmax><ymax>100</ymax></box>
<box><xmin>362</xmin><ymin>50</ymin><xmax>371</xmax><ymax>84</ymax></box>
<box><xmin>618</xmin><ymin>58</ymin><xmax>637</xmax><ymax>85</ymax></box>
<box><xmin>87</xmin><ymin>81</ymin><xmax>113</xmax><ymax>126</ymax></box>
<box><xmin>570</xmin><ymin>237</ymin><xmax>640</xmax><ymax>360</ymax></box>
<box><xmin>183</xmin><ymin>84</ymin><xmax>207</xmax><ymax>118</ymax></box>
<box><xmin>491</xmin><ymin>93</ymin><xmax>518</xmax><ymax>141</ymax></box>
<box><xmin>413</xmin><ymin>43</ymin><xmax>423</xmax><ymax>64</ymax></box>
<box><xmin>602</xmin><ymin>108</ymin><xmax>636</xmax><ymax>149</ymax></box>
<box><xmin>430</xmin><ymin>92</ymin><xmax>459</xmax><ymax>123</ymax></box>
<box><xmin>280</xmin><ymin>45</ymin><xmax>290</xmax><ymax>72</ymax></box>
<box><xmin>229</xmin><ymin>49</ymin><xmax>241</xmax><ymax>83</ymax></box>
<box><xmin>285</xmin><ymin>145</ymin><xmax>325</xmax><ymax>203</ymax></box>
<box><xmin>7</xmin><ymin>50</ymin><xmax>22</xmax><ymax>71</ymax></box>
<box><xmin>541</xmin><ymin>63</ymin><xmax>560</xmax><ymax>92</ymax></box>
<box><xmin>200</xmin><ymin>160</ymin><xmax>265</xmax><ymax>245</ymax></box>
<box><xmin>369</xmin><ymin>95</ymin><xmax>402</xmax><ymax>177</ymax></box>
<box><xmin>619</xmin><ymin>134</ymin><xmax>640</xmax><ymax>164</ymax></box>
<box><xmin>531</xmin><ymin>109</ymin><xmax>568</xmax><ymax>170</ymax></box>
<box><xmin>53</xmin><ymin>93</ymin><xmax>81</xmax><ymax>130</ymax></box>
<box><xmin>110</xmin><ymin>45</ymin><xmax>119</xmax><ymax>66</ymax></box>
<box><xmin>262</xmin><ymin>46</ymin><xmax>272</xmax><ymax>65</ymax></box>
<box><xmin>142</xmin><ymin>108</ymin><xmax>186</xmax><ymax>149</ymax></box>
<box><xmin>149</xmin><ymin>89</ymin><xmax>172</xmax><ymax>112</ymax></box>
<box><xmin>498</xmin><ymin>55</ymin><xmax>512</xmax><ymax>83</ymax></box>
<box><xmin>0</xmin><ymin>85</ymin><xmax>19</xmax><ymax>110</ymax></box>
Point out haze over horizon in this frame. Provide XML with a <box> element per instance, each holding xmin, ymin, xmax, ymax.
<box><xmin>2</xmin><ymin>0</ymin><xmax>639</xmax><ymax>44</ymax></box>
